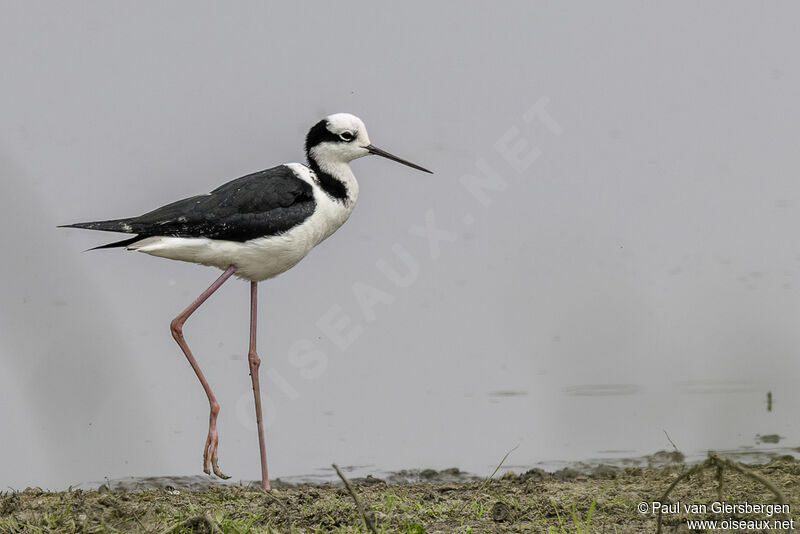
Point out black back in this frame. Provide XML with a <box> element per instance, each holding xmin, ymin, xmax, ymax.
<box><xmin>64</xmin><ymin>165</ymin><xmax>317</xmax><ymax>243</ymax></box>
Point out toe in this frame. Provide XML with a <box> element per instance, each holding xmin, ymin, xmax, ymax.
<box><xmin>212</xmin><ymin>462</ymin><xmax>231</xmax><ymax>480</ymax></box>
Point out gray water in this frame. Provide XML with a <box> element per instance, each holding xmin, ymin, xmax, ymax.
<box><xmin>2</xmin><ymin>2</ymin><xmax>800</xmax><ymax>491</ymax></box>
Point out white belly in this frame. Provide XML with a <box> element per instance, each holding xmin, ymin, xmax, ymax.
<box><xmin>129</xmin><ymin>163</ymin><xmax>358</xmax><ymax>282</ymax></box>
<box><xmin>129</xmin><ymin>234</ymin><xmax>309</xmax><ymax>282</ymax></box>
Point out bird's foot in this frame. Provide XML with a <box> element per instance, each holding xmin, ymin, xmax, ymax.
<box><xmin>203</xmin><ymin>428</ymin><xmax>231</xmax><ymax>480</ymax></box>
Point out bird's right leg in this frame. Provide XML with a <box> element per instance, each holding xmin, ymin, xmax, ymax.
<box><xmin>169</xmin><ymin>264</ymin><xmax>237</xmax><ymax>479</ymax></box>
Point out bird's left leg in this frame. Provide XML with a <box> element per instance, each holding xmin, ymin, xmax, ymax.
<box><xmin>248</xmin><ymin>281</ymin><xmax>271</xmax><ymax>489</ymax></box>
<box><xmin>170</xmin><ymin>264</ymin><xmax>236</xmax><ymax>479</ymax></box>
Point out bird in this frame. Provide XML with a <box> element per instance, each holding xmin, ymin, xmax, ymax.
<box><xmin>60</xmin><ymin>113</ymin><xmax>432</xmax><ymax>490</ymax></box>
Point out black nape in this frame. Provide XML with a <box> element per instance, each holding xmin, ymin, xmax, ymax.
<box><xmin>305</xmin><ymin>120</ymin><xmax>350</xmax><ymax>202</ymax></box>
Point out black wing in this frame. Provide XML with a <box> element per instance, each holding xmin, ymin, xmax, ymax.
<box><xmin>62</xmin><ymin>165</ymin><xmax>316</xmax><ymax>245</ymax></box>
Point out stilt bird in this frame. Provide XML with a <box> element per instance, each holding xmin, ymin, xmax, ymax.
<box><xmin>60</xmin><ymin>113</ymin><xmax>432</xmax><ymax>489</ymax></box>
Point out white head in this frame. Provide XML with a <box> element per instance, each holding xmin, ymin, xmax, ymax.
<box><xmin>305</xmin><ymin>113</ymin><xmax>432</xmax><ymax>173</ymax></box>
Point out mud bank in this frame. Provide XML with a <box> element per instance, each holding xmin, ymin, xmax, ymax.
<box><xmin>2</xmin><ymin>454</ymin><xmax>799</xmax><ymax>533</ymax></box>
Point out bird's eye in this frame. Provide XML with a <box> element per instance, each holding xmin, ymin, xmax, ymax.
<box><xmin>339</xmin><ymin>131</ymin><xmax>354</xmax><ymax>141</ymax></box>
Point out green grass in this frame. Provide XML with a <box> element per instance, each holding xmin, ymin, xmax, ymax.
<box><xmin>1</xmin><ymin>455</ymin><xmax>797</xmax><ymax>533</ymax></box>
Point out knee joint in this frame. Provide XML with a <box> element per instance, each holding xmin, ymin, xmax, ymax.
<box><xmin>170</xmin><ymin>319</ymin><xmax>183</xmax><ymax>339</ymax></box>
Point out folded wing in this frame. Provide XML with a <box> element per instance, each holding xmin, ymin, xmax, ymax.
<box><xmin>62</xmin><ymin>165</ymin><xmax>317</xmax><ymax>247</ymax></box>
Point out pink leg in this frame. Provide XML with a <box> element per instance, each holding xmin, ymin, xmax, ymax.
<box><xmin>248</xmin><ymin>281</ymin><xmax>271</xmax><ymax>489</ymax></box>
<box><xmin>170</xmin><ymin>264</ymin><xmax>236</xmax><ymax>479</ymax></box>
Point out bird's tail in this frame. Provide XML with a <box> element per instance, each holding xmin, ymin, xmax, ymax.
<box><xmin>59</xmin><ymin>219</ymin><xmax>143</xmax><ymax>250</ymax></box>
<box><xmin>58</xmin><ymin>219</ymin><xmax>136</xmax><ymax>233</ymax></box>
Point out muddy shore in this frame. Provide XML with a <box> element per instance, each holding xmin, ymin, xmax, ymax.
<box><xmin>2</xmin><ymin>453</ymin><xmax>798</xmax><ymax>533</ymax></box>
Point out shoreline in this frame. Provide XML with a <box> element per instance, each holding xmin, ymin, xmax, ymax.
<box><xmin>2</xmin><ymin>453</ymin><xmax>798</xmax><ymax>532</ymax></box>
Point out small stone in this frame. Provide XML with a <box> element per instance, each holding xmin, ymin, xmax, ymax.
<box><xmin>757</xmin><ymin>434</ymin><xmax>780</xmax><ymax>444</ymax></box>
<box><xmin>519</xmin><ymin>467</ymin><xmax>548</xmax><ymax>481</ymax></box>
<box><xmin>591</xmin><ymin>464</ymin><xmax>619</xmax><ymax>479</ymax></box>
<box><xmin>98</xmin><ymin>495</ymin><xmax>116</xmax><ymax>507</ymax></box>
<box><xmin>491</xmin><ymin>501</ymin><xmax>515</xmax><ymax>522</ymax></box>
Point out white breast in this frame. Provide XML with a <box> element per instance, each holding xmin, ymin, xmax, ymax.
<box><xmin>129</xmin><ymin>163</ymin><xmax>359</xmax><ymax>282</ymax></box>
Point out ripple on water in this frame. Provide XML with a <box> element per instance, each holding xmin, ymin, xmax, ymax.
<box><xmin>563</xmin><ymin>384</ymin><xmax>642</xmax><ymax>396</ymax></box>
<box><xmin>487</xmin><ymin>390</ymin><xmax>529</xmax><ymax>398</ymax></box>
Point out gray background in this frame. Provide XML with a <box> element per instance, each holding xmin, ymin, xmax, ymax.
<box><xmin>2</xmin><ymin>2</ymin><xmax>799</xmax><ymax>489</ymax></box>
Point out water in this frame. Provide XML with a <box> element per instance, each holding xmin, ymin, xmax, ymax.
<box><xmin>25</xmin><ymin>375</ymin><xmax>798</xmax><ymax>492</ymax></box>
<box><xmin>3</xmin><ymin>1</ymin><xmax>800</xmax><ymax>493</ymax></box>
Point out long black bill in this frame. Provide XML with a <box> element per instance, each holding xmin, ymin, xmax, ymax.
<box><xmin>365</xmin><ymin>144</ymin><xmax>433</xmax><ymax>174</ymax></box>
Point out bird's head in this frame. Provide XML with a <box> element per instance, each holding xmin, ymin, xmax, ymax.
<box><xmin>305</xmin><ymin>113</ymin><xmax>432</xmax><ymax>173</ymax></box>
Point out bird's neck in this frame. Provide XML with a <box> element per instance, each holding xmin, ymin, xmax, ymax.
<box><xmin>307</xmin><ymin>156</ymin><xmax>360</xmax><ymax>206</ymax></box>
